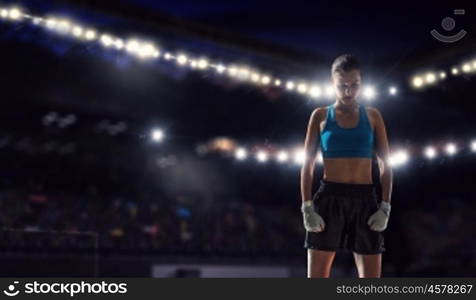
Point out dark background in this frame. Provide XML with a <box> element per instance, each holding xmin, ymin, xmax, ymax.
<box><xmin>0</xmin><ymin>0</ymin><xmax>475</xmax><ymax>277</ymax></box>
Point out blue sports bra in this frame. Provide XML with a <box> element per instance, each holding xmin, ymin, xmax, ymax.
<box><xmin>319</xmin><ymin>103</ymin><xmax>375</xmax><ymax>158</ymax></box>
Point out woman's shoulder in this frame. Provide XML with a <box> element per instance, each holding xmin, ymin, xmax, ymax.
<box><xmin>364</xmin><ymin>106</ymin><xmax>383</xmax><ymax>120</ymax></box>
<box><xmin>311</xmin><ymin>106</ymin><xmax>330</xmax><ymax>122</ymax></box>
<box><xmin>362</xmin><ymin>106</ymin><xmax>384</xmax><ymax>131</ymax></box>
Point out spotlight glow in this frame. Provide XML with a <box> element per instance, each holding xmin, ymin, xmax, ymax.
<box><xmin>57</xmin><ymin>19</ymin><xmax>71</xmax><ymax>33</ymax></box>
<box><xmin>451</xmin><ymin>68</ymin><xmax>459</xmax><ymax>75</ymax></box>
<box><xmin>0</xmin><ymin>9</ymin><xmax>8</xmax><ymax>18</ymax></box>
<box><xmin>293</xmin><ymin>149</ymin><xmax>307</xmax><ymax>165</ymax></box>
<box><xmin>100</xmin><ymin>34</ymin><xmax>114</xmax><ymax>47</ymax></box>
<box><xmin>439</xmin><ymin>72</ymin><xmax>446</xmax><ymax>79</ymax></box>
<box><xmin>114</xmin><ymin>39</ymin><xmax>124</xmax><ymax>50</ymax></box>
<box><xmin>388</xmin><ymin>150</ymin><xmax>409</xmax><ymax>167</ymax></box>
<box><xmin>325</xmin><ymin>85</ymin><xmax>334</xmax><ymax>97</ymax></box>
<box><xmin>297</xmin><ymin>83</ymin><xmax>308</xmax><ymax>94</ymax></box>
<box><xmin>309</xmin><ymin>85</ymin><xmax>322</xmax><ymax>98</ymax></box>
<box><xmin>256</xmin><ymin>151</ymin><xmax>268</xmax><ymax>163</ymax></box>
<box><xmin>228</xmin><ymin>66</ymin><xmax>238</xmax><ymax>76</ymax></box>
<box><xmin>46</xmin><ymin>18</ymin><xmax>58</xmax><ymax>29</ymax></box>
<box><xmin>138</xmin><ymin>43</ymin><xmax>156</xmax><ymax>58</ymax></box>
<box><xmin>8</xmin><ymin>8</ymin><xmax>22</xmax><ymax>20</ymax></box>
<box><xmin>425</xmin><ymin>73</ymin><xmax>436</xmax><ymax>84</ymax></box>
<box><xmin>251</xmin><ymin>73</ymin><xmax>260</xmax><ymax>82</ymax></box>
<box><xmin>424</xmin><ymin>146</ymin><xmax>437</xmax><ymax>159</ymax></box>
<box><xmin>261</xmin><ymin>76</ymin><xmax>271</xmax><ymax>85</ymax></box>
<box><xmin>151</xmin><ymin>129</ymin><xmax>164</xmax><ymax>142</ymax></box>
<box><xmin>84</xmin><ymin>29</ymin><xmax>96</xmax><ymax>40</ymax></box>
<box><xmin>389</xmin><ymin>86</ymin><xmax>397</xmax><ymax>95</ymax></box>
<box><xmin>126</xmin><ymin>40</ymin><xmax>141</xmax><ymax>53</ymax></box>
<box><xmin>72</xmin><ymin>26</ymin><xmax>83</xmax><ymax>37</ymax></box>
<box><xmin>197</xmin><ymin>58</ymin><xmax>209</xmax><ymax>69</ymax></box>
<box><xmin>235</xmin><ymin>148</ymin><xmax>247</xmax><ymax>160</ymax></box>
<box><xmin>126</xmin><ymin>40</ymin><xmax>140</xmax><ymax>52</ymax></box>
<box><xmin>445</xmin><ymin>143</ymin><xmax>457</xmax><ymax>155</ymax></box>
<box><xmin>286</xmin><ymin>81</ymin><xmax>295</xmax><ymax>90</ymax></box>
<box><xmin>277</xmin><ymin>151</ymin><xmax>289</xmax><ymax>163</ymax></box>
<box><xmin>0</xmin><ymin>6</ymin><xmax>410</xmax><ymax>103</ymax></box>
<box><xmin>216</xmin><ymin>64</ymin><xmax>226</xmax><ymax>73</ymax></box>
<box><xmin>471</xmin><ymin>140</ymin><xmax>476</xmax><ymax>152</ymax></box>
<box><xmin>237</xmin><ymin>67</ymin><xmax>249</xmax><ymax>79</ymax></box>
<box><xmin>363</xmin><ymin>85</ymin><xmax>376</xmax><ymax>100</ymax></box>
<box><xmin>462</xmin><ymin>64</ymin><xmax>471</xmax><ymax>73</ymax></box>
<box><xmin>412</xmin><ymin>76</ymin><xmax>423</xmax><ymax>88</ymax></box>
<box><xmin>32</xmin><ymin>17</ymin><xmax>42</xmax><ymax>25</ymax></box>
<box><xmin>176</xmin><ymin>54</ymin><xmax>188</xmax><ymax>65</ymax></box>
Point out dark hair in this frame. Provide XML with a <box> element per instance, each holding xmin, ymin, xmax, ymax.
<box><xmin>331</xmin><ymin>54</ymin><xmax>361</xmax><ymax>74</ymax></box>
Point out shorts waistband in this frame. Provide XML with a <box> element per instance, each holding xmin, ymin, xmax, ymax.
<box><xmin>318</xmin><ymin>179</ymin><xmax>375</xmax><ymax>195</ymax></box>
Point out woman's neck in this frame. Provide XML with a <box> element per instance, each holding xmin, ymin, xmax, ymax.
<box><xmin>334</xmin><ymin>99</ymin><xmax>359</xmax><ymax>113</ymax></box>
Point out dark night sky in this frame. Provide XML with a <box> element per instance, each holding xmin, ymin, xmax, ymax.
<box><xmin>124</xmin><ymin>0</ymin><xmax>475</xmax><ymax>60</ymax></box>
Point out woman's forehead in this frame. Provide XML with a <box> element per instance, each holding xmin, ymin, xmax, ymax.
<box><xmin>333</xmin><ymin>70</ymin><xmax>361</xmax><ymax>83</ymax></box>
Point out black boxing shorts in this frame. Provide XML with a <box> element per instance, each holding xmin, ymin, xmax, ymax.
<box><xmin>304</xmin><ymin>179</ymin><xmax>386</xmax><ymax>254</ymax></box>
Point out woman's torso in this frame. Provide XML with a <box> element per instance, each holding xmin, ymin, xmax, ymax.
<box><xmin>318</xmin><ymin>104</ymin><xmax>376</xmax><ymax>184</ymax></box>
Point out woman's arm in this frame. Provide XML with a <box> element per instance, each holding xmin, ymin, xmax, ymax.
<box><xmin>300</xmin><ymin>108</ymin><xmax>326</xmax><ymax>232</ymax></box>
<box><xmin>300</xmin><ymin>108</ymin><xmax>321</xmax><ymax>203</ymax></box>
<box><xmin>371</xmin><ymin>108</ymin><xmax>393</xmax><ymax>203</ymax></box>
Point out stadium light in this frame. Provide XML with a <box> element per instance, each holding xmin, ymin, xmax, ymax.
<box><xmin>412</xmin><ymin>76</ymin><xmax>423</xmax><ymax>88</ymax></box>
<box><xmin>363</xmin><ymin>85</ymin><xmax>376</xmax><ymax>100</ymax></box>
<box><xmin>277</xmin><ymin>151</ymin><xmax>289</xmax><ymax>163</ymax></box>
<box><xmin>388</xmin><ymin>150</ymin><xmax>409</xmax><ymax>167</ymax></box>
<box><xmin>235</xmin><ymin>148</ymin><xmax>247</xmax><ymax>160</ymax></box>
<box><xmin>151</xmin><ymin>129</ymin><xmax>164</xmax><ymax>142</ymax></box>
<box><xmin>309</xmin><ymin>85</ymin><xmax>322</xmax><ymax>99</ymax></box>
<box><xmin>256</xmin><ymin>151</ymin><xmax>268</xmax><ymax>163</ymax></box>
<box><xmin>471</xmin><ymin>140</ymin><xmax>476</xmax><ymax>153</ymax></box>
<box><xmin>424</xmin><ymin>146</ymin><xmax>437</xmax><ymax>159</ymax></box>
<box><xmin>445</xmin><ymin>143</ymin><xmax>457</xmax><ymax>156</ymax></box>
<box><xmin>286</xmin><ymin>81</ymin><xmax>295</xmax><ymax>91</ymax></box>
<box><xmin>389</xmin><ymin>86</ymin><xmax>397</xmax><ymax>96</ymax></box>
<box><xmin>293</xmin><ymin>149</ymin><xmax>306</xmax><ymax>165</ymax></box>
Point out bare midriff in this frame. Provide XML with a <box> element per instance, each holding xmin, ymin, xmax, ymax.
<box><xmin>322</xmin><ymin>158</ymin><xmax>373</xmax><ymax>184</ymax></box>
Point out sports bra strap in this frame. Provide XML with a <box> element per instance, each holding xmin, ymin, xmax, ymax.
<box><xmin>328</xmin><ymin>104</ymin><xmax>334</xmax><ymax>121</ymax></box>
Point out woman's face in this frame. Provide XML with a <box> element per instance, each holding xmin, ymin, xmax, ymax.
<box><xmin>331</xmin><ymin>69</ymin><xmax>362</xmax><ymax>105</ymax></box>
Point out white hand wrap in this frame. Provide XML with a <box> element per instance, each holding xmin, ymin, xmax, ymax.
<box><xmin>367</xmin><ymin>201</ymin><xmax>391</xmax><ymax>232</ymax></box>
<box><xmin>301</xmin><ymin>200</ymin><xmax>326</xmax><ymax>232</ymax></box>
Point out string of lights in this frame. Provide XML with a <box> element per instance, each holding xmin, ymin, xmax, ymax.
<box><xmin>0</xmin><ymin>5</ymin><xmax>396</xmax><ymax>101</ymax></box>
<box><xmin>411</xmin><ymin>59</ymin><xmax>476</xmax><ymax>89</ymax></box>
<box><xmin>2</xmin><ymin>5</ymin><xmax>475</xmax><ymax>171</ymax></box>
<box><xmin>198</xmin><ymin>136</ymin><xmax>476</xmax><ymax>168</ymax></box>
<box><xmin>3</xmin><ymin>113</ymin><xmax>475</xmax><ymax>169</ymax></box>
<box><xmin>4</xmin><ymin>5</ymin><xmax>474</xmax><ymax>98</ymax></box>
<box><xmin>232</xmin><ymin>140</ymin><xmax>476</xmax><ymax>167</ymax></box>
<box><xmin>5</xmin><ymin>7</ymin><xmax>476</xmax><ymax>101</ymax></box>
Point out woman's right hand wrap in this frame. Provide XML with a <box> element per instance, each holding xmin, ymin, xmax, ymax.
<box><xmin>301</xmin><ymin>200</ymin><xmax>326</xmax><ymax>232</ymax></box>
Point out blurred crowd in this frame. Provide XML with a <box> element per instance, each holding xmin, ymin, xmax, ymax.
<box><xmin>0</xmin><ymin>151</ymin><xmax>475</xmax><ymax>276</ymax></box>
<box><xmin>0</xmin><ymin>180</ymin><xmax>302</xmax><ymax>259</ymax></box>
